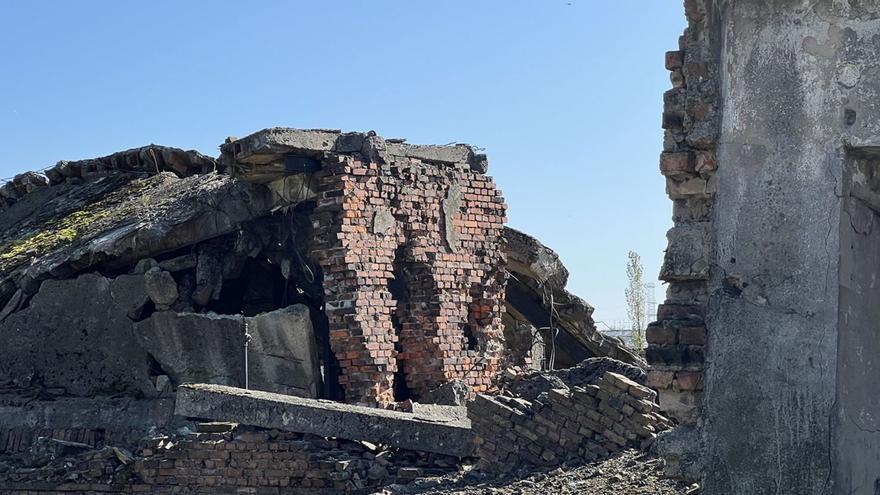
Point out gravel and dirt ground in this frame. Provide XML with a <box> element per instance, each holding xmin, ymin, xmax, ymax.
<box><xmin>376</xmin><ymin>449</ymin><xmax>698</xmax><ymax>495</ymax></box>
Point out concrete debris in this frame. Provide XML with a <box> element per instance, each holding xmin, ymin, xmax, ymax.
<box><xmin>420</xmin><ymin>379</ymin><xmax>471</xmax><ymax>407</ymax></box>
<box><xmin>174</xmin><ymin>383</ymin><xmax>473</xmax><ymax>457</ymax></box>
<box><xmin>502</xmin><ymin>227</ymin><xmax>644</xmax><ymax>368</ymax></box>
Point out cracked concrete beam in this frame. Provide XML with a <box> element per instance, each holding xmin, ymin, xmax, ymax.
<box><xmin>175</xmin><ymin>383</ymin><xmax>474</xmax><ymax>457</ymax></box>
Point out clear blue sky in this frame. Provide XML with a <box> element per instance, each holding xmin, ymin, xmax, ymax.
<box><xmin>0</xmin><ymin>1</ymin><xmax>685</xmax><ymax>326</ymax></box>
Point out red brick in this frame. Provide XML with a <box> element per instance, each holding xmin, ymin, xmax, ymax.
<box><xmin>660</xmin><ymin>152</ymin><xmax>693</xmax><ymax>177</ymax></box>
<box><xmin>665</xmin><ymin>50</ymin><xmax>683</xmax><ymax>71</ymax></box>
<box><xmin>695</xmin><ymin>151</ymin><xmax>717</xmax><ymax>174</ymax></box>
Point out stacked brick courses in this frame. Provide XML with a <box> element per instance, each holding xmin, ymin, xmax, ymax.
<box><xmin>0</xmin><ymin>427</ymin><xmax>463</xmax><ymax>494</ymax></box>
<box><xmin>649</xmin><ymin>0</ymin><xmax>718</xmax><ymax>424</ymax></box>
<box><xmin>312</xmin><ymin>151</ymin><xmax>507</xmax><ymax>406</ymax></box>
<box><xmin>468</xmin><ymin>371</ymin><xmax>672</xmax><ymax>473</ymax></box>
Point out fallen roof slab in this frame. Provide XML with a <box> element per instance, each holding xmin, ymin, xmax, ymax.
<box><xmin>175</xmin><ymin>384</ymin><xmax>474</xmax><ymax>457</ymax></box>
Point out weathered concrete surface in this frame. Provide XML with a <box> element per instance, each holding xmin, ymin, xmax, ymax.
<box><xmin>837</xmin><ymin>153</ymin><xmax>880</xmax><ymax>495</ymax></box>
<box><xmin>503</xmin><ymin>227</ymin><xmax>569</xmax><ymax>290</ymax></box>
<box><xmin>247</xmin><ymin>305</ymin><xmax>321</xmax><ymax>398</ymax></box>
<box><xmin>0</xmin><ymin>268</ymin><xmax>320</xmax><ymax>399</ymax></box>
<box><xmin>701</xmin><ymin>2</ymin><xmax>880</xmax><ymax>493</ymax></box>
<box><xmin>0</xmin><ymin>173</ymin><xmax>280</xmax><ymax>307</ymax></box>
<box><xmin>135</xmin><ymin>312</ymin><xmax>246</xmax><ymax>388</ymax></box>
<box><xmin>175</xmin><ymin>384</ymin><xmax>473</xmax><ymax>457</ymax></box>
<box><xmin>135</xmin><ymin>305</ymin><xmax>320</xmax><ymax>397</ymax></box>
<box><xmin>502</xmin><ymin>227</ymin><xmax>643</xmax><ymax>367</ymax></box>
<box><xmin>0</xmin><ymin>397</ymin><xmax>175</xmax><ymax>430</ymax></box>
<box><xmin>0</xmin><ymin>273</ymin><xmax>156</xmax><ymax>397</ymax></box>
<box><xmin>221</xmin><ymin>127</ymin><xmax>489</xmax><ymax>181</ymax></box>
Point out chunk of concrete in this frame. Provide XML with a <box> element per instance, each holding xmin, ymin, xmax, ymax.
<box><xmin>660</xmin><ymin>223</ymin><xmax>710</xmax><ymax>282</ymax></box>
<box><xmin>192</xmin><ymin>247</ymin><xmax>223</xmax><ymax>306</ymax></box>
<box><xmin>144</xmin><ymin>268</ymin><xmax>178</xmax><ymax>309</ymax></box>
<box><xmin>134</xmin><ymin>305</ymin><xmax>320</xmax><ymax>397</ymax></box>
<box><xmin>158</xmin><ymin>254</ymin><xmax>197</xmax><ymax>272</ymax></box>
<box><xmin>502</xmin><ymin>227</ymin><xmax>644</xmax><ymax>368</ymax></box>
<box><xmin>175</xmin><ymin>383</ymin><xmax>473</xmax><ymax>457</ymax></box>
<box><xmin>109</xmin><ymin>273</ymin><xmax>150</xmax><ymax>319</ymax></box>
<box><xmin>134</xmin><ymin>311</ymin><xmax>246</xmax><ymax>388</ymax></box>
<box><xmin>247</xmin><ymin>305</ymin><xmax>321</xmax><ymax>398</ymax></box>
<box><xmin>0</xmin><ymin>273</ymin><xmax>155</xmax><ymax>397</ymax></box>
<box><xmin>503</xmin><ymin>227</ymin><xmax>569</xmax><ymax>289</ymax></box>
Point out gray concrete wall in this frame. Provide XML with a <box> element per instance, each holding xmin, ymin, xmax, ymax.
<box><xmin>837</xmin><ymin>154</ymin><xmax>880</xmax><ymax>494</ymax></box>
<box><xmin>704</xmin><ymin>1</ymin><xmax>880</xmax><ymax>493</ymax></box>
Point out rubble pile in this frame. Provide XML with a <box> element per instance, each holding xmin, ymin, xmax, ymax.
<box><xmin>378</xmin><ymin>449</ymin><xmax>693</xmax><ymax>495</ymax></box>
<box><xmin>0</xmin><ymin>425</ymin><xmax>464</xmax><ymax>494</ymax></box>
<box><xmin>468</xmin><ymin>359</ymin><xmax>670</xmax><ymax>473</ymax></box>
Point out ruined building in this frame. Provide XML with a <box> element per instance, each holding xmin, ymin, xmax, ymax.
<box><xmin>0</xmin><ymin>128</ymin><xmax>637</xmax><ymax>410</ymax></box>
<box><xmin>0</xmin><ymin>128</ymin><xmax>652</xmax><ymax>493</ymax></box>
<box><xmin>650</xmin><ymin>1</ymin><xmax>880</xmax><ymax>493</ymax></box>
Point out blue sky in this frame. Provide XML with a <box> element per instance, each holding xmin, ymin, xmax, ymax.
<box><xmin>0</xmin><ymin>1</ymin><xmax>685</xmax><ymax>326</ymax></box>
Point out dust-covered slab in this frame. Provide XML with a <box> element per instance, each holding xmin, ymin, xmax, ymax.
<box><xmin>175</xmin><ymin>383</ymin><xmax>474</xmax><ymax>457</ymax></box>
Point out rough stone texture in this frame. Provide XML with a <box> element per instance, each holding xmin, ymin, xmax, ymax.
<box><xmin>420</xmin><ymin>379</ymin><xmax>470</xmax><ymax>406</ymax></box>
<box><xmin>502</xmin><ymin>227</ymin><xmax>569</xmax><ymax>290</ymax></box>
<box><xmin>0</xmin><ymin>265</ymin><xmax>320</xmax><ymax>400</ymax></box>
<box><xmin>175</xmin><ymin>383</ymin><xmax>473</xmax><ymax>457</ymax></box>
<box><xmin>134</xmin><ymin>311</ymin><xmax>247</xmax><ymax>388</ymax></box>
<box><xmin>143</xmin><ymin>267</ymin><xmax>178</xmax><ymax>309</ymax></box>
<box><xmin>48</xmin><ymin>145</ymin><xmax>216</xmax><ymax>185</ymax></box>
<box><xmin>468</xmin><ymin>369</ymin><xmax>670</xmax><ymax>473</ymax></box>
<box><xmin>0</xmin><ymin>397</ymin><xmax>176</xmax><ymax>454</ymax></box>
<box><xmin>222</xmin><ymin>128</ymin><xmax>488</xmax><ymax>176</ymax></box>
<box><xmin>378</xmin><ymin>449</ymin><xmax>691</xmax><ymax>495</ymax></box>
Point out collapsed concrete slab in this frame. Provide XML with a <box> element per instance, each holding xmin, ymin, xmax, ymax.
<box><xmin>175</xmin><ymin>383</ymin><xmax>473</xmax><ymax>457</ymax></box>
<box><xmin>0</xmin><ymin>172</ymin><xmax>284</xmax><ymax>306</ymax></box>
<box><xmin>502</xmin><ymin>227</ymin><xmax>643</xmax><ymax>368</ymax></box>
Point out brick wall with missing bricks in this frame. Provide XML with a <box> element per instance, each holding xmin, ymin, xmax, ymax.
<box><xmin>648</xmin><ymin>0</ymin><xmax>718</xmax><ymax>425</ymax></box>
<box><xmin>311</xmin><ymin>151</ymin><xmax>508</xmax><ymax>406</ymax></box>
<box><xmin>467</xmin><ymin>371</ymin><xmax>672</xmax><ymax>473</ymax></box>
<box><xmin>0</xmin><ymin>426</ymin><xmax>464</xmax><ymax>494</ymax></box>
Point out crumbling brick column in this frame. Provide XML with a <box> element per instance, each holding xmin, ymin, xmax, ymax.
<box><xmin>648</xmin><ymin>0</ymin><xmax>717</xmax><ymax>425</ymax></box>
<box><xmin>312</xmin><ymin>150</ymin><xmax>507</xmax><ymax>406</ymax></box>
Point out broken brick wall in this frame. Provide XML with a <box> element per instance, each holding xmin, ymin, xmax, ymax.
<box><xmin>648</xmin><ymin>0</ymin><xmax>717</xmax><ymax>425</ymax></box>
<box><xmin>468</xmin><ymin>369</ymin><xmax>670</xmax><ymax>473</ymax></box>
<box><xmin>311</xmin><ymin>149</ymin><xmax>507</xmax><ymax>406</ymax></box>
<box><xmin>0</xmin><ymin>426</ymin><xmax>464</xmax><ymax>494</ymax></box>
